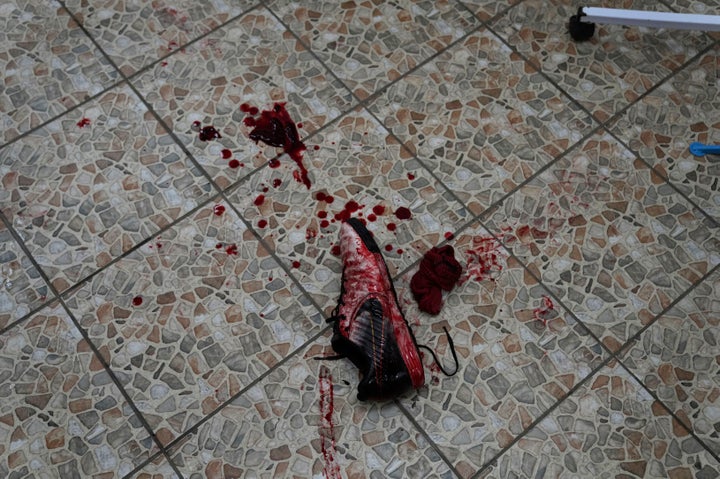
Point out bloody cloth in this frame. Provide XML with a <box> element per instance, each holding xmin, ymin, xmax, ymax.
<box><xmin>410</xmin><ymin>245</ymin><xmax>462</xmax><ymax>315</ymax></box>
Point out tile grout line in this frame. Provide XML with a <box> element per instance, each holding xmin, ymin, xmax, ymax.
<box><xmin>470</xmin><ymin>356</ymin><xmax>614</xmax><ymax>479</ymax></box>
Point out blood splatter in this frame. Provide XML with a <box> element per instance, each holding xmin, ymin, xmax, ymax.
<box><xmin>444</xmin><ymin>232</ymin><xmax>455</xmax><ymax>241</ymax></box>
<box><xmin>367</xmin><ymin>214</ymin><xmax>377</xmax><ymax>222</ymax></box>
<box><xmin>199</xmin><ymin>125</ymin><xmax>222</xmax><ymax>141</ymax></box>
<box><xmin>306</xmin><ymin>229</ymin><xmax>317</xmax><ymax>240</ymax></box>
<box><xmin>533</xmin><ymin>295</ymin><xmax>555</xmax><ymax>326</ymax></box>
<box><xmin>320</xmin><ymin>220</ymin><xmax>330</xmax><ymax>228</ymax></box>
<box><xmin>292</xmin><ymin>261</ymin><xmax>301</xmax><ymax>269</ymax></box>
<box><xmin>397</xmin><ymin>249</ymin><xmax>404</xmax><ymax>254</ymax></box>
<box><xmin>384</xmin><ymin>244</ymin><xmax>393</xmax><ymax>252</ymax></box>
<box><xmin>243</xmin><ymin>102</ymin><xmax>310</xmax><ymax>188</ymax></box>
<box><xmin>395</xmin><ymin>207</ymin><xmax>412</xmax><ymax>220</ymax></box>
<box><xmin>228</xmin><ymin>159</ymin><xmax>241</xmax><ymax>169</ymax></box>
<box><xmin>268</xmin><ymin>158</ymin><xmax>281</xmax><ymax>168</ymax></box>
<box><xmin>76</xmin><ymin>118</ymin><xmax>91</xmax><ymax>128</ymax></box>
<box><xmin>331</xmin><ymin>245</ymin><xmax>341</xmax><ymax>256</ymax></box>
<box><xmin>463</xmin><ymin>236</ymin><xmax>505</xmax><ymax>283</ymax></box>
<box><xmin>407</xmin><ymin>173</ymin><xmax>415</xmax><ymax>180</ymax></box>
<box><xmin>240</xmin><ymin>103</ymin><xmax>259</xmax><ymax>116</ymax></box>
<box><xmin>258</xmin><ymin>219</ymin><xmax>268</xmax><ymax>228</ymax></box>
<box><xmin>225</xmin><ymin>244</ymin><xmax>238</xmax><ymax>255</ymax></box>
<box><xmin>334</xmin><ymin>200</ymin><xmax>362</xmax><ymax>222</ymax></box>
<box><xmin>313</xmin><ymin>145</ymin><xmax>320</xmax><ymax>150</ymax></box>
<box><xmin>317</xmin><ymin>211</ymin><xmax>328</xmax><ymax>219</ymax></box>
<box><xmin>213</xmin><ymin>204</ymin><xmax>225</xmax><ymax>216</ymax></box>
<box><xmin>272</xmin><ymin>178</ymin><xmax>282</xmax><ymax>188</ymax></box>
<box><xmin>254</xmin><ymin>194</ymin><xmax>265</xmax><ymax>206</ymax></box>
<box><xmin>221</xmin><ymin>149</ymin><xmax>232</xmax><ymax>159</ymax></box>
<box><xmin>215</xmin><ymin>243</ymin><xmax>223</xmax><ymax>249</ymax></box>
<box><xmin>318</xmin><ymin>366</ymin><xmax>341</xmax><ymax>479</ymax></box>
<box><xmin>372</xmin><ymin>205</ymin><xmax>385</xmax><ymax>216</ymax></box>
<box><xmin>387</xmin><ymin>223</ymin><xmax>397</xmax><ymax>232</ymax></box>
<box><xmin>132</xmin><ymin>296</ymin><xmax>143</xmax><ymax>306</ymax></box>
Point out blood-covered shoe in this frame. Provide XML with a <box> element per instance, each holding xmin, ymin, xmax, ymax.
<box><xmin>327</xmin><ymin>218</ymin><xmax>425</xmax><ymax>401</ymax></box>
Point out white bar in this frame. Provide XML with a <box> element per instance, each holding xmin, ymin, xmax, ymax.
<box><xmin>580</xmin><ymin>7</ymin><xmax>720</xmax><ymax>31</ymax></box>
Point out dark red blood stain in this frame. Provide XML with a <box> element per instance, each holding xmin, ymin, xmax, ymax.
<box><xmin>292</xmin><ymin>261</ymin><xmax>301</xmax><ymax>269</ymax></box>
<box><xmin>387</xmin><ymin>222</ymin><xmax>397</xmax><ymax>232</ymax></box>
<box><xmin>317</xmin><ymin>210</ymin><xmax>328</xmax><ymax>219</ymax></box>
<box><xmin>410</xmin><ymin>245</ymin><xmax>462</xmax><ymax>315</ymax></box>
<box><xmin>244</xmin><ymin>102</ymin><xmax>310</xmax><ymax>188</ymax></box>
<box><xmin>160</xmin><ymin>61</ymin><xmax>168</xmax><ymax>67</ymax></box>
<box><xmin>268</xmin><ymin>158</ymin><xmax>281</xmax><ymax>168</ymax></box>
<box><xmin>320</xmin><ymin>220</ymin><xmax>330</xmax><ymax>228</ymax></box>
<box><xmin>384</xmin><ymin>244</ymin><xmax>393</xmax><ymax>252</ymax></box>
<box><xmin>334</xmin><ymin>200</ymin><xmax>361</xmax><ymax>222</ymax></box>
<box><xmin>225</xmin><ymin>244</ymin><xmax>238</xmax><ymax>255</ymax></box>
<box><xmin>372</xmin><ymin>205</ymin><xmax>385</xmax><ymax>216</ymax></box>
<box><xmin>306</xmin><ymin>228</ymin><xmax>317</xmax><ymax>240</ymax></box>
<box><xmin>254</xmin><ymin>194</ymin><xmax>265</xmax><ymax>206</ymax></box>
<box><xmin>197</xmin><ymin>125</ymin><xmax>221</xmax><ymax>141</ymax></box>
<box><xmin>221</xmin><ymin>149</ymin><xmax>232</xmax><ymax>159</ymax></box>
<box><xmin>533</xmin><ymin>295</ymin><xmax>555</xmax><ymax>326</ymax></box>
<box><xmin>262</xmin><ymin>185</ymin><xmax>269</xmax><ymax>193</ymax></box>
<box><xmin>132</xmin><ymin>296</ymin><xmax>143</xmax><ymax>306</ymax></box>
<box><xmin>297</xmin><ymin>122</ymin><xmax>303</xmax><ymax>129</ymax></box>
<box><xmin>444</xmin><ymin>232</ymin><xmax>455</xmax><ymax>240</ymax></box>
<box><xmin>331</xmin><ymin>245</ymin><xmax>341</xmax><ymax>256</ymax></box>
<box><xmin>272</xmin><ymin>178</ymin><xmax>282</xmax><ymax>188</ymax></box>
<box><xmin>318</xmin><ymin>366</ymin><xmax>341</xmax><ymax>479</ymax></box>
<box><xmin>228</xmin><ymin>159</ymin><xmax>241</xmax><ymax>169</ymax></box>
<box><xmin>407</xmin><ymin>173</ymin><xmax>415</xmax><ymax>180</ymax></box>
<box><xmin>397</xmin><ymin>249</ymin><xmax>404</xmax><ymax>254</ymax></box>
<box><xmin>215</xmin><ymin>243</ymin><xmax>223</xmax><ymax>249</ymax></box>
<box><xmin>395</xmin><ymin>207</ymin><xmax>412</xmax><ymax>220</ymax></box>
<box><xmin>367</xmin><ymin>213</ymin><xmax>377</xmax><ymax>222</ymax></box>
<box><xmin>258</xmin><ymin>219</ymin><xmax>268</xmax><ymax>228</ymax></box>
<box><xmin>316</xmin><ymin>192</ymin><xmax>327</xmax><ymax>202</ymax></box>
<box><xmin>313</xmin><ymin>145</ymin><xmax>320</xmax><ymax>150</ymax></box>
<box><xmin>76</xmin><ymin>118</ymin><xmax>91</xmax><ymax>128</ymax></box>
<box><xmin>213</xmin><ymin>204</ymin><xmax>225</xmax><ymax>216</ymax></box>
<box><xmin>156</xmin><ymin>243</ymin><xmax>163</xmax><ymax>249</ymax></box>
<box><xmin>464</xmin><ymin>236</ymin><xmax>504</xmax><ymax>283</ymax></box>
<box><xmin>240</xmin><ymin>103</ymin><xmax>259</xmax><ymax>115</ymax></box>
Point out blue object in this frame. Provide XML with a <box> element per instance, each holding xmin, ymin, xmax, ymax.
<box><xmin>689</xmin><ymin>142</ymin><xmax>720</xmax><ymax>156</ymax></box>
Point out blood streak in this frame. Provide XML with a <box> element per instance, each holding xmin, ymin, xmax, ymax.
<box><xmin>243</xmin><ymin>102</ymin><xmax>310</xmax><ymax>188</ymax></box>
<box><xmin>533</xmin><ymin>295</ymin><xmax>555</xmax><ymax>326</ymax></box>
<box><xmin>318</xmin><ymin>365</ymin><xmax>341</xmax><ymax>479</ymax></box>
<box><xmin>463</xmin><ymin>235</ymin><xmax>505</xmax><ymax>283</ymax></box>
<box><xmin>76</xmin><ymin>118</ymin><xmax>91</xmax><ymax>128</ymax></box>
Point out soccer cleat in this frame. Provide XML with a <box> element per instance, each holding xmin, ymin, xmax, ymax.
<box><xmin>327</xmin><ymin>218</ymin><xmax>426</xmax><ymax>401</ymax></box>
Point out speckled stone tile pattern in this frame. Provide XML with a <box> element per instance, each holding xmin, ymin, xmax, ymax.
<box><xmin>269</xmin><ymin>0</ymin><xmax>479</xmax><ymax>100</ymax></box>
<box><xmin>0</xmin><ymin>0</ymin><xmax>120</xmax><ymax>144</ymax></box>
<box><xmin>0</xmin><ymin>1</ymin><xmax>719</xmax><ymax>478</ymax></box>
<box><xmin>491</xmin><ymin>0</ymin><xmax>714</xmax><ymax>123</ymax></box>
<box><xmin>367</xmin><ymin>28</ymin><xmax>595</xmax><ymax>215</ymax></box>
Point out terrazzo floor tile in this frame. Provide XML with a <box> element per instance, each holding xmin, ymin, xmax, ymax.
<box><xmin>367</xmin><ymin>28</ymin><xmax>595</xmax><ymax>215</ymax></box>
<box><xmin>478</xmin><ymin>362</ymin><xmax>720</xmax><ymax>479</ymax></box>
<box><xmin>481</xmin><ymin>130</ymin><xmax>719</xmax><ymax>352</ymax></box>
<box><xmin>269</xmin><ymin>0</ymin><xmax>479</xmax><ymax>100</ymax></box>
<box><xmin>390</xmin><ymin>220</ymin><xmax>607</xmax><ymax>478</ymax></box>
<box><xmin>491</xmin><ymin>0</ymin><xmax>712</xmax><ymax>123</ymax></box>
<box><xmin>64</xmin><ymin>0</ymin><xmax>257</xmax><ymax>76</ymax></box>
<box><xmin>64</xmin><ymin>201</ymin><xmax>324</xmax><ymax>447</ymax></box>
<box><xmin>132</xmin><ymin>7</ymin><xmax>354</xmax><ymax>190</ymax></box>
<box><xmin>167</xmin><ymin>333</ymin><xmax>456</xmax><ymax>479</ymax></box>
<box><xmin>0</xmin><ymin>303</ymin><xmax>159</xmax><ymax>478</ymax></box>
<box><xmin>458</xmin><ymin>0</ymin><xmax>522</xmax><ymax>23</ymax></box>
<box><xmin>0</xmin><ymin>222</ymin><xmax>51</xmax><ymax>330</ymax></box>
<box><xmin>128</xmin><ymin>454</ymin><xmax>180</xmax><ymax>479</ymax></box>
<box><xmin>621</xmin><ymin>268</ymin><xmax>720</xmax><ymax>456</ymax></box>
<box><xmin>608</xmin><ymin>46</ymin><xmax>720</xmax><ymax>220</ymax></box>
<box><xmin>226</xmin><ymin>107</ymin><xmax>470</xmax><ymax>315</ymax></box>
<box><xmin>0</xmin><ymin>0</ymin><xmax>120</xmax><ymax>144</ymax></box>
<box><xmin>0</xmin><ymin>83</ymin><xmax>214</xmax><ymax>294</ymax></box>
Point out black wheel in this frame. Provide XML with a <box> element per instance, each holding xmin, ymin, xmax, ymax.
<box><xmin>569</xmin><ymin>7</ymin><xmax>595</xmax><ymax>41</ymax></box>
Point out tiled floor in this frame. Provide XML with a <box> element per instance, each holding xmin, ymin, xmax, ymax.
<box><xmin>0</xmin><ymin>0</ymin><xmax>718</xmax><ymax>477</ymax></box>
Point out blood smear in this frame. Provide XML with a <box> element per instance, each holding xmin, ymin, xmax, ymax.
<box><xmin>225</xmin><ymin>244</ymin><xmax>238</xmax><ymax>255</ymax></box>
<box><xmin>463</xmin><ymin>236</ymin><xmax>505</xmax><ymax>282</ymax></box>
<box><xmin>76</xmin><ymin>118</ymin><xmax>91</xmax><ymax>128</ymax></box>
<box><xmin>533</xmin><ymin>295</ymin><xmax>555</xmax><ymax>326</ymax></box>
<box><xmin>318</xmin><ymin>366</ymin><xmax>341</xmax><ymax>479</ymax></box>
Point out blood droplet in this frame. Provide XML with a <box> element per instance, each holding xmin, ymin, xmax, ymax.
<box><xmin>320</xmin><ymin>220</ymin><xmax>330</xmax><ymax>228</ymax></box>
<box><xmin>269</xmin><ymin>158</ymin><xmax>281</xmax><ymax>168</ymax></box>
<box><xmin>258</xmin><ymin>219</ymin><xmax>268</xmax><ymax>228</ymax></box>
<box><xmin>198</xmin><ymin>125</ymin><xmax>222</xmax><ymax>141</ymax></box>
<box><xmin>367</xmin><ymin>213</ymin><xmax>377</xmax><ymax>222</ymax></box>
<box><xmin>254</xmin><ymin>194</ymin><xmax>265</xmax><ymax>206</ymax></box>
<box><xmin>76</xmin><ymin>118</ymin><xmax>91</xmax><ymax>128</ymax></box>
<box><xmin>240</xmin><ymin>103</ymin><xmax>259</xmax><ymax>115</ymax></box>
<box><xmin>215</xmin><ymin>243</ymin><xmax>223</xmax><ymax>249</ymax></box>
<box><xmin>228</xmin><ymin>159</ymin><xmax>241</xmax><ymax>169</ymax></box>
<box><xmin>244</xmin><ymin>102</ymin><xmax>310</xmax><ymax>188</ymax></box>
<box><xmin>407</xmin><ymin>173</ymin><xmax>415</xmax><ymax>180</ymax></box>
<box><xmin>132</xmin><ymin>296</ymin><xmax>143</xmax><ymax>306</ymax></box>
<box><xmin>444</xmin><ymin>232</ymin><xmax>455</xmax><ymax>240</ymax></box>
<box><xmin>272</xmin><ymin>178</ymin><xmax>282</xmax><ymax>188</ymax></box>
<box><xmin>395</xmin><ymin>207</ymin><xmax>412</xmax><ymax>220</ymax></box>
<box><xmin>317</xmin><ymin>210</ymin><xmax>328</xmax><ymax>219</ymax></box>
<box><xmin>221</xmin><ymin>149</ymin><xmax>232</xmax><ymax>159</ymax></box>
<box><xmin>225</xmin><ymin>244</ymin><xmax>238</xmax><ymax>255</ymax></box>
<box><xmin>292</xmin><ymin>261</ymin><xmax>301</xmax><ymax>269</ymax></box>
<box><xmin>372</xmin><ymin>205</ymin><xmax>385</xmax><ymax>216</ymax></box>
<box><xmin>331</xmin><ymin>245</ymin><xmax>341</xmax><ymax>256</ymax></box>
<box><xmin>213</xmin><ymin>204</ymin><xmax>225</xmax><ymax>216</ymax></box>
<box><xmin>384</xmin><ymin>244</ymin><xmax>393</xmax><ymax>252</ymax></box>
